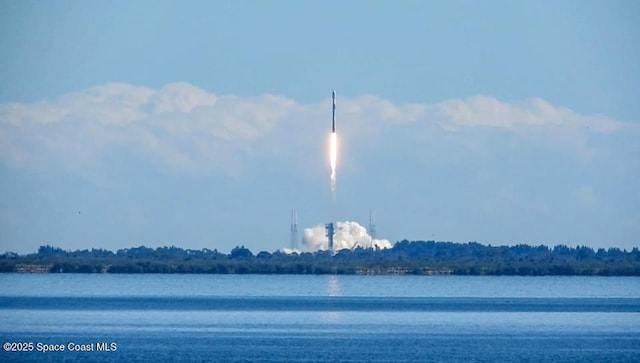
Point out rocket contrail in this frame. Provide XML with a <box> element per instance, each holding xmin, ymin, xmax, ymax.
<box><xmin>330</xmin><ymin>91</ymin><xmax>337</xmax><ymax>195</ymax></box>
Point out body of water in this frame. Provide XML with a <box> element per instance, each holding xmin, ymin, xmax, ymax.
<box><xmin>0</xmin><ymin>274</ymin><xmax>639</xmax><ymax>362</ymax></box>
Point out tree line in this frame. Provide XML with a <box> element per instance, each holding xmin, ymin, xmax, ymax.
<box><xmin>1</xmin><ymin>241</ymin><xmax>639</xmax><ymax>275</ymax></box>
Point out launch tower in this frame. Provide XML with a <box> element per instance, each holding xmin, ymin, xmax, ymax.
<box><xmin>325</xmin><ymin>222</ymin><xmax>335</xmax><ymax>252</ymax></box>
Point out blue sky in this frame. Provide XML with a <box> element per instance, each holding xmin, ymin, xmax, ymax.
<box><xmin>0</xmin><ymin>0</ymin><xmax>638</xmax><ymax>253</ymax></box>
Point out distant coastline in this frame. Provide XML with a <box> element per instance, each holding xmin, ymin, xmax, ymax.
<box><xmin>2</xmin><ymin>241</ymin><xmax>639</xmax><ymax>276</ymax></box>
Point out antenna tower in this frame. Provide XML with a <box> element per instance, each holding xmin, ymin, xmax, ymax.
<box><xmin>369</xmin><ymin>209</ymin><xmax>376</xmax><ymax>240</ymax></box>
<box><xmin>290</xmin><ymin>209</ymin><xmax>298</xmax><ymax>250</ymax></box>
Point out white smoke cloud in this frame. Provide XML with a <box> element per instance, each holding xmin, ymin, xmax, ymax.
<box><xmin>302</xmin><ymin>221</ymin><xmax>392</xmax><ymax>251</ymax></box>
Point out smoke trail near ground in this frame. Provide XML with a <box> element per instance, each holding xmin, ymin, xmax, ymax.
<box><xmin>302</xmin><ymin>221</ymin><xmax>392</xmax><ymax>251</ymax></box>
<box><xmin>329</xmin><ymin>132</ymin><xmax>337</xmax><ymax>195</ymax></box>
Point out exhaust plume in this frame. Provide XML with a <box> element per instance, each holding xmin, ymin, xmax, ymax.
<box><xmin>329</xmin><ymin>132</ymin><xmax>337</xmax><ymax>194</ymax></box>
<box><xmin>303</xmin><ymin>221</ymin><xmax>392</xmax><ymax>251</ymax></box>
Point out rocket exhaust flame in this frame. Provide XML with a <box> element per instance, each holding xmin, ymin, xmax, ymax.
<box><xmin>330</xmin><ymin>91</ymin><xmax>337</xmax><ymax>195</ymax></box>
<box><xmin>330</xmin><ymin>131</ymin><xmax>337</xmax><ymax>194</ymax></box>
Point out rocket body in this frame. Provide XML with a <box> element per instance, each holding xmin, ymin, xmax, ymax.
<box><xmin>332</xmin><ymin>91</ymin><xmax>336</xmax><ymax>132</ymax></box>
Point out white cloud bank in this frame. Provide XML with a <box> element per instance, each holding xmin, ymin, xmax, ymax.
<box><xmin>0</xmin><ymin>82</ymin><xmax>636</xmax><ymax>175</ymax></box>
<box><xmin>0</xmin><ymin>83</ymin><xmax>295</xmax><ymax>173</ymax></box>
<box><xmin>434</xmin><ymin>96</ymin><xmax>623</xmax><ymax>132</ymax></box>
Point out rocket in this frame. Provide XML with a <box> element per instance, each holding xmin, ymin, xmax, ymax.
<box><xmin>332</xmin><ymin>91</ymin><xmax>336</xmax><ymax>133</ymax></box>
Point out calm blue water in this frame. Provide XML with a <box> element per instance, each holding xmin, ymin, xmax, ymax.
<box><xmin>1</xmin><ymin>275</ymin><xmax>639</xmax><ymax>362</ymax></box>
